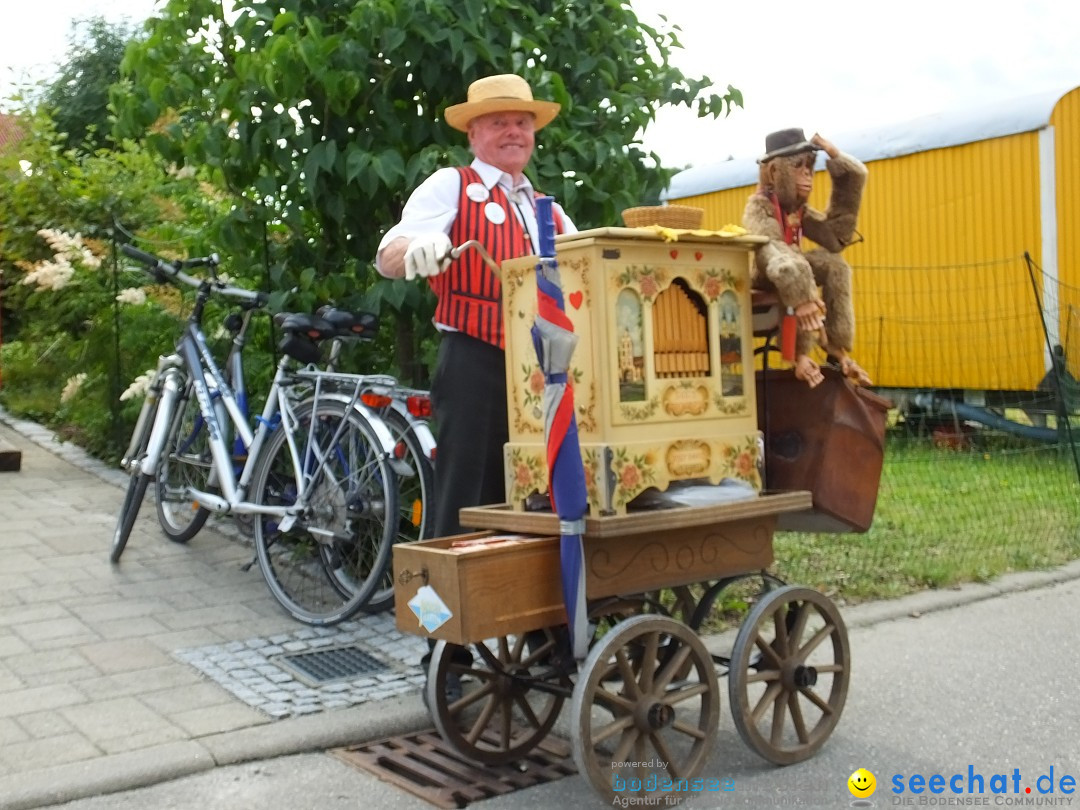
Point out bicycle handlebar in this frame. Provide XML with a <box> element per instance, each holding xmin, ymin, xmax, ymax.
<box><xmin>120</xmin><ymin>244</ymin><xmax>267</xmax><ymax>306</ymax></box>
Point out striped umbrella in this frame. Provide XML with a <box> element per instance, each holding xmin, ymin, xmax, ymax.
<box><xmin>531</xmin><ymin>196</ymin><xmax>589</xmax><ymax>660</ymax></box>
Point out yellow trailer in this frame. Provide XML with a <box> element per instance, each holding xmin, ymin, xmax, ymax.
<box><xmin>664</xmin><ymin>85</ymin><xmax>1080</xmax><ymax>424</ymax></box>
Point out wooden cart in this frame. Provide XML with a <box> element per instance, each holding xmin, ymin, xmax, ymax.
<box><xmin>393</xmin><ymin>489</ymin><xmax>853</xmax><ymax>803</ymax></box>
<box><xmin>392</xmin><ymin>228</ymin><xmax>877</xmax><ymax>803</ymax></box>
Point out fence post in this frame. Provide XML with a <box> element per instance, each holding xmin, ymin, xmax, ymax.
<box><xmin>1024</xmin><ymin>250</ymin><xmax>1080</xmax><ymax>484</ymax></box>
<box><xmin>109</xmin><ymin>229</ymin><xmax>125</xmax><ymax>448</ymax></box>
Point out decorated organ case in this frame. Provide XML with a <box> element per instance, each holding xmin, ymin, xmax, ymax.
<box><xmin>501</xmin><ymin>227</ymin><xmax>768</xmax><ymax>515</ymax></box>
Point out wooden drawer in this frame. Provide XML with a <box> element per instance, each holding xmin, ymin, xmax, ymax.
<box><xmin>393</xmin><ymin>532</ymin><xmax>566</xmax><ymax>645</ymax></box>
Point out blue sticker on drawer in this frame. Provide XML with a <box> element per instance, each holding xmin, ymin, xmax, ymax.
<box><xmin>407</xmin><ymin>585</ymin><xmax>452</xmax><ymax>633</ymax></box>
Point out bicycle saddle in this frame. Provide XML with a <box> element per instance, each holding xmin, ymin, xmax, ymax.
<box><xmin>316</xmin><ymin>306</ymin><xmax>380</xmax><ymax>340</ymax></box>
<box><xmin>273</xmin><ymin>312</ymin><xmax>338</xmax><ymax>341</ymax></box>
<box><xmin>273</xmin><ymin>312</ymin><xmax>336</xmax><ymax>364</ymax></box>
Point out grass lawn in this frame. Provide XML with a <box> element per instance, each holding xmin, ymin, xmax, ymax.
<box><xmin>771</xmin><ymin>435</ymin><xmax>1080</xmax><ymax>603</ymax></box>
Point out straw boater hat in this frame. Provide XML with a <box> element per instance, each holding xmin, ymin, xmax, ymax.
<box><xmin>758</xmin><ymin>127</ymin><xmax>820</xmax><ymax>163</ymax></box>
<box><xmin>444</xmin><ymin>74</ymin><xmax>561</xmax><ymax>132</ymax></box>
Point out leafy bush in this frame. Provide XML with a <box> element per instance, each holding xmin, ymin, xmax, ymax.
<box><xmin>0</xmin><ymin>110</ymin><xmax>233</xmax><ymax>458</ymax></box>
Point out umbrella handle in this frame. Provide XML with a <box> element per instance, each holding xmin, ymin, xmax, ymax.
<box><xmin>450</xmin><ymin>240</ymin><xmax>502</xmax><ymax>276</ymax></box>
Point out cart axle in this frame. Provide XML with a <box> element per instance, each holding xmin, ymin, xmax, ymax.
<box><xmin>646</xmin><ymin>702</ymin><xmax>676</xmax><ymax>731</ymax></box>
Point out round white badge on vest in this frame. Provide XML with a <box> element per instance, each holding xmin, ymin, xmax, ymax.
<box><xmin>484</xmin><ymin>202</ymin><xmax>507</xmax><ymax>225</ymax></box>
<box><xmin>465</xmin><ymin>182</ymin><xmax>489</xmax><ymax>203</ymax></box>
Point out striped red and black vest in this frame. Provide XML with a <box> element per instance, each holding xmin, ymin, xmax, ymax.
<box><xmin>431</xmin><ymin>166</ymin><xmax>564</xmax><ymax>349</ymax></box>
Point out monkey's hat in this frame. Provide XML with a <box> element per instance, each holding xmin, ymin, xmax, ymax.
<box><xmin>758</xmin><ymin>128</ymin><xmax>820</xmax><ymax>163</ymax></box>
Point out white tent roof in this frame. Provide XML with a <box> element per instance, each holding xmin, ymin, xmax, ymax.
<box><xmin>663</xmin><ymin>86</ymin><xmax>1074</xmax><ymax>201</ymax></box>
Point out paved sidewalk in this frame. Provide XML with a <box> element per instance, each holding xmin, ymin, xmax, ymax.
<box><xmin>3</xmin><ymin>408</ymin><xmax>1080</xmax><ymax>810</ymax></box>
<box><xmin>0</xmin><ymin>414</ymin><xmax>431</xmax><ymax>810</ymax></box>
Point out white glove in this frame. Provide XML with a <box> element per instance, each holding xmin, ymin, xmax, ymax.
<box><xmin>404</xmin><ymin>232</ymin><xmax>453</xmax><ymax>280</ymax></box>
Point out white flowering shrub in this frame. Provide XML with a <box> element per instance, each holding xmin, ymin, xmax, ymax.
<box><xmin>115</xmin><ymin>287</ymin><xmax>148</xmax><ymax>306</ymax></box>
<box><xmin>119</xmin><ymin>370</ymin><xmax>155</xmax><ymax>402</ymax></box>
<box><xmin>3</xmin><ymin>227</ymin><xmax>182</xmax><ymax>457</ymax></box>
<box><xmin>0</xmin><ymin>109</ymin><xmax>252</xmax><ymax>461</ymax></box>
<box><xmin>60</xmin><ymin>373</ymin><xmax>88</xmax><ymax>404</ymax></box>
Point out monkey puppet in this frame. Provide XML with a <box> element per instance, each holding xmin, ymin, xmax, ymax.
<box><xmin>743</xmin><ymin>128</ymin><xmax>871</xmax><ymax>388</ymax></box>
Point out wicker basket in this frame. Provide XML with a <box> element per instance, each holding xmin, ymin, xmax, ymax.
<box><xmin>621</xmin><ymin>204</ymin><xmax>704</xmax><ymax>230</ymax></box>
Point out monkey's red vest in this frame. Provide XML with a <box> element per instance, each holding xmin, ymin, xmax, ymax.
<box><xmin>765</xmin><ymin>190</ymin><xmax>804</xmax><ymax>248</ymax></box>
<box><xmin>430</xmin><ymin>167</ymin><xmax>563</xmax><ymax>349</ymax></box>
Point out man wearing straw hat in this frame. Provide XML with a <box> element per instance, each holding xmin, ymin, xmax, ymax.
<box><xmin>377</xmin><ymin>74</ymin><xmax>577</xmax><ymax>694</ymax></box>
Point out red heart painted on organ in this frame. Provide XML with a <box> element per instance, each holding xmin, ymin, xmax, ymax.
<box><xmin>569</xmin><ymin>290</ymin><xmax>584</xmax><ymax>309</ymax></box>
<box><xmin>670</xmin><ymin>250</ymin><xmax>679</xmax><ymax>259</ymax></box>
<box><xmin>695</xmin><ymin>251</ymin><xmax>703</xmax><ymax>260</ymax></box>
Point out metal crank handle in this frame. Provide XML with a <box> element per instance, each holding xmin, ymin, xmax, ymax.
<box><xmin>449</xmin><ymin>240</ymin><xmax>501</xmax><ymax>275</ymax></box>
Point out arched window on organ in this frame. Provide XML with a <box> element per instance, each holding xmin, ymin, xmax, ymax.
<box><xmin>652</xmin><ymin>278</ymin><xmax>710</xmax><ymax>379</ymax></box>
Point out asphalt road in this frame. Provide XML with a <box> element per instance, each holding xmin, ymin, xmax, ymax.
<box><xmin>37</xmin><ymin>575</ymin><xmax>1080</xmax><ymax>810</ymax></box>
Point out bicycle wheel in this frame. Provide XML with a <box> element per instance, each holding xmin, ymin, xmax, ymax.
<box><xmin>155</xmin><ymin>381</ymin><xmax>212</xmax><ymax>543</ymax></box>
<box><xmin>110</xmin><ymin>404</ymin><xmax>156</xmax><ymax>564</ymax></box>
<box><xmin>362</xmin><ymin>408</ymin><xmax>435</xmax><ymax>614</ymax></box>
<box><xmin>251</xmin><ymin>398</ymin><xmax>398</xmax><ymax>625</ymax></box>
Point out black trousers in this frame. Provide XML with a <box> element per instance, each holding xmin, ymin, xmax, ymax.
<box><xmin>421</xmin><ymin>332</ymin><xmax>505</xmax><ymax>669</ymax></box>
<box><xmin>429</xmin><ymin>331</ymin><xmax>508</xmax><ymax>537</ymax></box>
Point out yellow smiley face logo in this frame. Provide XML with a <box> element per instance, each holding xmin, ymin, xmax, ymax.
<box><xmin>848</xmin><ymin>768</ymin><xmax>876</xmax><ymax>797</ymax></box>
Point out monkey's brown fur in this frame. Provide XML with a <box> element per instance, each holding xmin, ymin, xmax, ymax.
<box><xmin>743</xmin><ymin>152</ymin><xmax>867</xmax><ymax>359</ymax></box>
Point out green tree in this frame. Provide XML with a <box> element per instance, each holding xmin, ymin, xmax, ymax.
<box><xmin>41</xmin><ymin>16</ymin><xmax>139</xmax><ymax>152</ymax></box>
<box><xmin>113</xmin><ymin>0</ymin><xmax>740</xmax><ymax>382</ymax></box>
<box><xmin>0</xmin><ymin>109</ymin><xmax>236</xmax><ymax>457</ymax></box>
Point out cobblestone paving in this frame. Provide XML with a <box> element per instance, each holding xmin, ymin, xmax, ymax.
<box><xmin>0</xmin><ymin>409</ymin><xmax>438</xmax><ymax>790</ymax></box>
<box><xmin>175</xmin><ymin>615</ymin><xmax>429</xmax><ymax>719</ymax></box>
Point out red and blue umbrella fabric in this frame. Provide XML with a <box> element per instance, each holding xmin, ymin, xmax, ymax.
<box><xmin>532</xmin><ymin>196</ymin><xmax>589</xmax><ymax>660</ymax></box>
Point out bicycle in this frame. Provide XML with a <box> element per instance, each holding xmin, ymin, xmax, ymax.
<box><xmin>155</xmin><ymin>298</ymin><xmax>262</xmax><ymax>543</ymax></box>
<box><xmin>316</xmin><ymin>308</ymin><xmax>437</xmax><ymax>614</ymax></box>
<box><xmin>111</xmin><ymin>244</ymin><xmax>401</xmax><ymax>626</ymax></box>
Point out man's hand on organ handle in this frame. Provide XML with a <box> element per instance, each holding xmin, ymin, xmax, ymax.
<box><xmin>404</xmin><ymin>232</ymin><xmax>453</xmax><ymax>280</ymax></box>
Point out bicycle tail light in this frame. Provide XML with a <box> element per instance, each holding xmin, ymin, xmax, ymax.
<box><xmin>361</xmin><ymin>392</ymin><xmax>393</xmax><ymax>409</ymax></box>
<box><xmin>406</xmin><ymin>395</ymin><xmax>432</xmax><ymax>418</ymax></box>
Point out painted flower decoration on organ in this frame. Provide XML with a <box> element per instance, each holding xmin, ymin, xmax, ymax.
<box><xmin>703</xmin><ymin>276</ymin><xmax>722</xmax><ymax>300</ymax></box>
<box><xmin>619</xmin><ymin>463</ymin><xmax>641</xmax><ymax>490</ymax></box>
<box><xmin>515</xmin><ymin>462</ymin><xmax>533</xmax><ymax>488</ymax></box>
<box><xmin>638</xmin><ymin>274</ymin><xmax>659</xmax><ymax>299</ymax></box>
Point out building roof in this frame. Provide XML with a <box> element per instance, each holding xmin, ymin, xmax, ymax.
<box><xmin>0</xmin><ymin>113</ymin><xmax>25</xmax><ymax>154</ymax></box>
<box><xmin>664</xmin><ymin>85</ymin><xmax>1075</xmax><ymax>201</ymax></box>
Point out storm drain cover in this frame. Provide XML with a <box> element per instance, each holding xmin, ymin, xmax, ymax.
<box><xmin>275</xmin><ymin>644</ymin><xmax>388</xmax><ymax>685</ymax></box>
<box><xmin>335</xmin><ymin>729</ymin><xmax>575</xmax><ymax>809</ymax></box>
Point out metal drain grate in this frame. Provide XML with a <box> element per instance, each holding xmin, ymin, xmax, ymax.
<box><xmin>334</xmin><ymin>729</ymin><xmax>576</xmax><ymax>809</ymax></box>
<box><xmin>275</xmin><ymin>644</ymin><xmax>388</xmax><ymax>685</ymax></box>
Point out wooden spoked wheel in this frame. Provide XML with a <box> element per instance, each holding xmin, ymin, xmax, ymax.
<box><xmin>427</xmin><ymin>630</ymin><xmax>568</xmax><ymax>765</ymax></box>
<box><xmin>655</xmin><ymin>574</ymin><xmax>787</xmax><ymax>681</ymax></box>
<box><xmin>728</xmin><ymin>585</ymin><xmax>850</xmax><ymax>765</ymax></box>
<box><xmin>679</xmin><ymin>572</ymin><xmax>788</xmax><ymax>633</ymax></box>
<box><xmin>570</xmin><ymin>615</ymin><xmax>720</xmax><ymax>803</ymax></box>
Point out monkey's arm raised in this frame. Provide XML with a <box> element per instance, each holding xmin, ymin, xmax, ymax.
<box><xmin>803</xmin><ymin>151</ymin><xmax>867</xmax><ymax>251</ymax></box>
